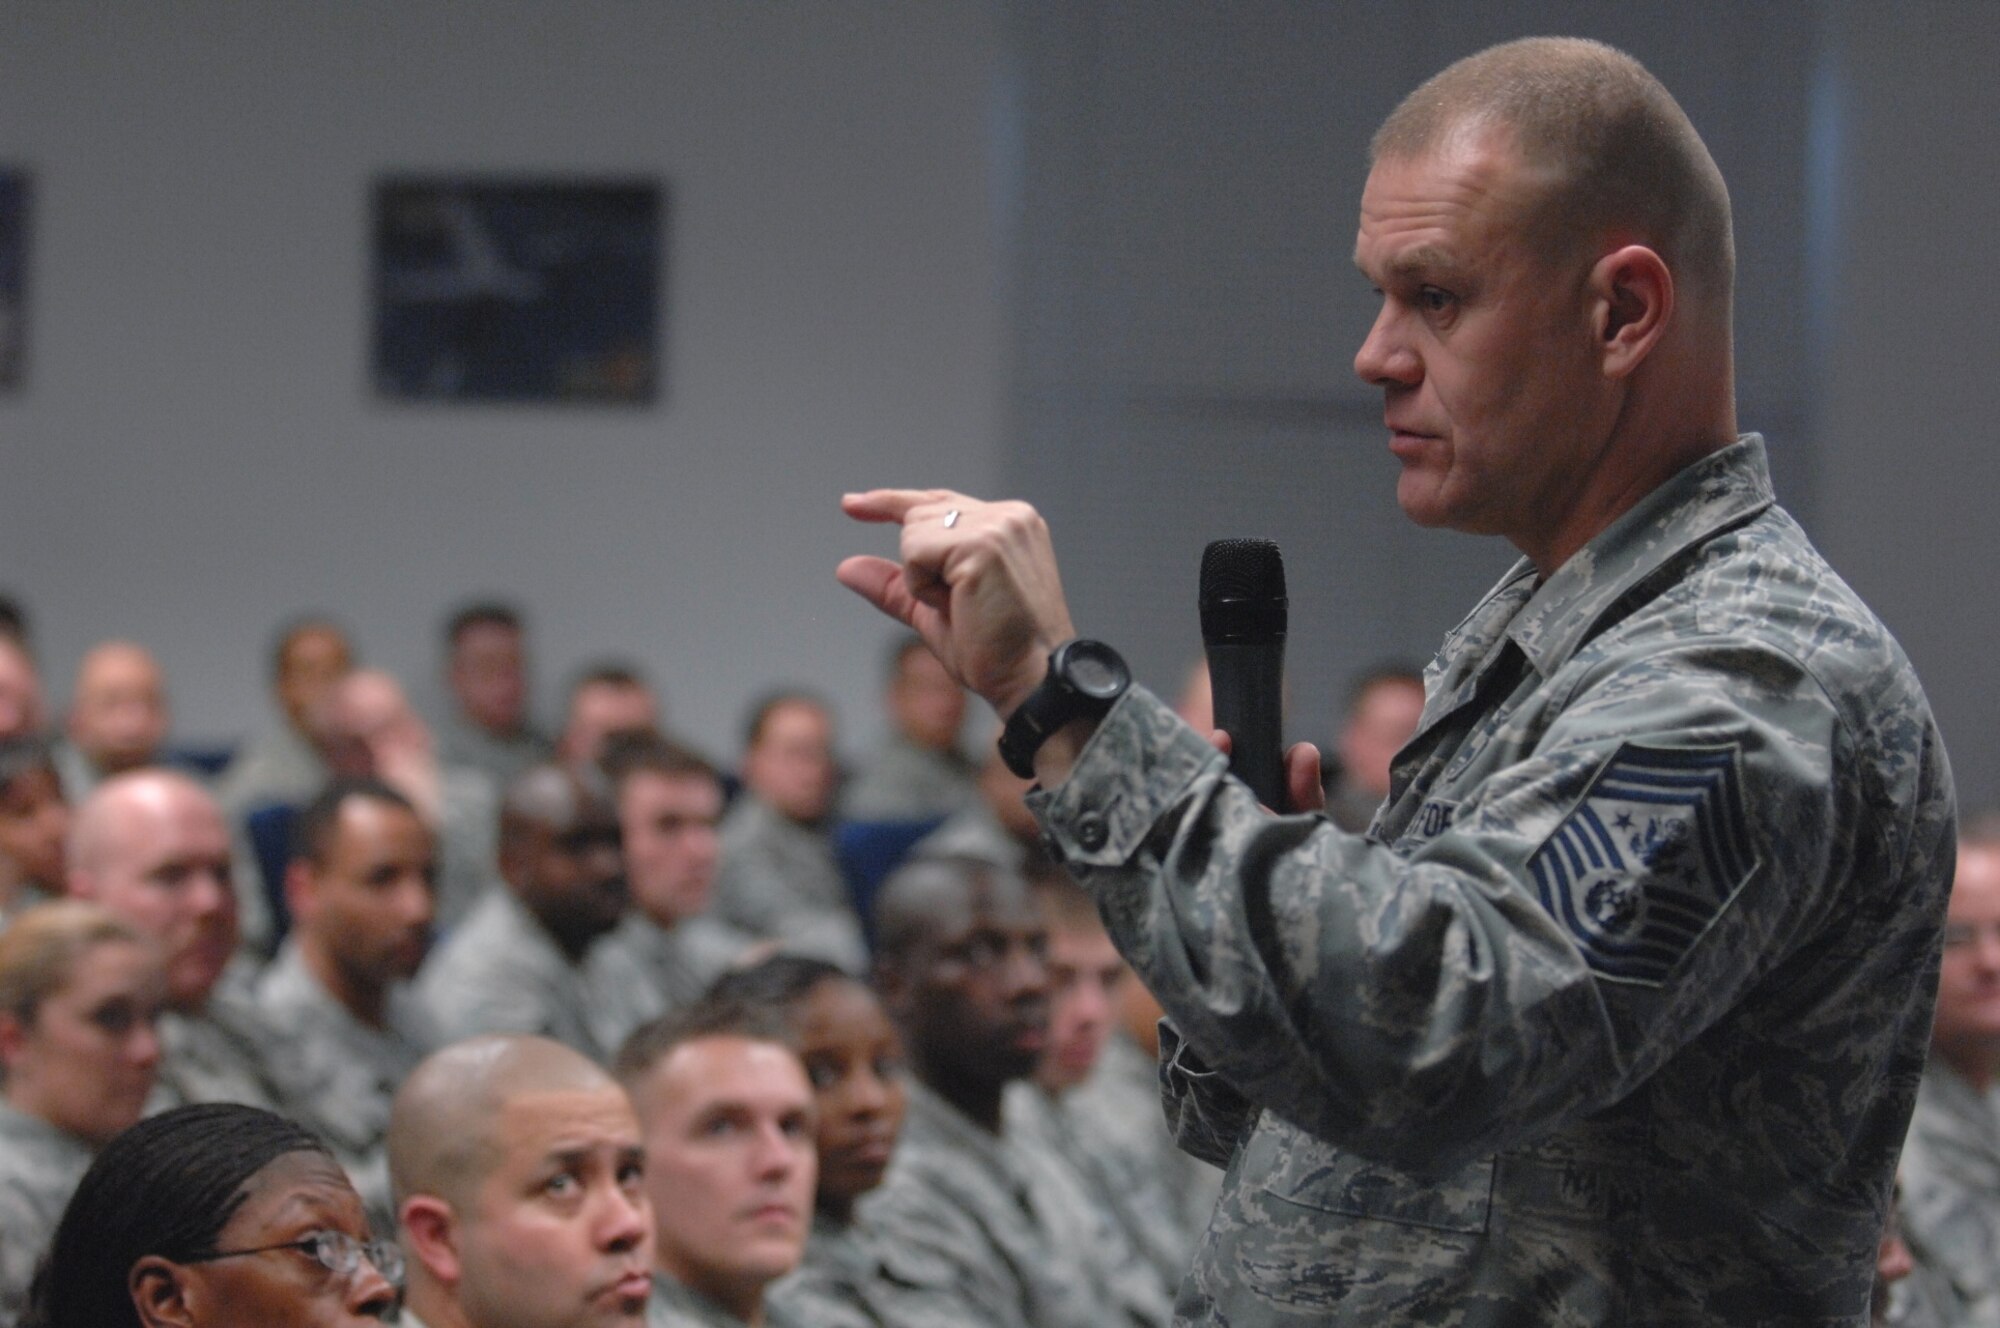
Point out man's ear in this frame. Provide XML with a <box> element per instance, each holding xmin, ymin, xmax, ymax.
<box><xmin>0</xmin><ymin>1010</ymin><xmax>30</xmax><ymax>1072</ymax></box>
<box><xmin>1591</xmin><ymin>243</ymin><xmax>1674</xmax><ymax>380</ymax></box>
<box><xmin>129</xmin><ymin>1257</ymin><xmax>195</xmax><ymax>1328</ymax></box>
<box><xmin>400</xmin><ymin>1194</ymin><xmax>463</xmax><ymax>1286</ymax></box>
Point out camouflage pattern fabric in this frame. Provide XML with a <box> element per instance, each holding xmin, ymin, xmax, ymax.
<box><xmin>766</xmin><ymin>1207</ymin><xmax>977</xmax><ymax>1328</ymax></box>
<box><xmin>713</xmin><ymin>796</ymin><xmax>867</xmax><ymax>972</ymax></box>
<box><xmin>0</xmin><ymin>1100</ymin><xmax>92</xmax><ymax>1322</ymax></box>
<box><xmin>416</xmin><ymin>886</ymin><xmax>605</xmax><ymax>1059</ymax></box>
<box><xmin>842</xmin><ymin>734</ymin><xmax>979</xmax><ymax>822</ymax></box>
<box><xmin>1897</xmin><ymin>1061</ymin><xmax>2000</xmax><ymax>1326</ymax></box>
<box><xmin>1030</xmin><ymin>438</ymin><xmax>1957</xmax><ymax>1325</ymax></box>
<box><xmin>585</xmin><ymin>912</ymin><xmax>755</xmax><ymax>1057</ymax></box>
<box><xmin>151</xmin><ymin>970</ymin><xmax>287</xmax><ymax>1112</ymax></box>
<box><xmin>646</xmin><ymin>1274</ymin><xmax>751</xmax><ymax>1328</ymax></box>
<box><xmin>1065</xmin><ymin>1030</ymin><xmax>1222</xmax><ymax>1260</ymax></box>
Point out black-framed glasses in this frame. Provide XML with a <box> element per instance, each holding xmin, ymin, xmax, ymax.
<box><xmin>183</xmin><ymin>1229</ymin><xmax>405</xmax><ymax>1288</ymax></box>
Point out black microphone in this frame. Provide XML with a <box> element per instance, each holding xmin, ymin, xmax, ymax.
<box><xmin>1200</xmin><ymin>538</ymin><xmax>1288</xmax><ymax>810</ymax></box>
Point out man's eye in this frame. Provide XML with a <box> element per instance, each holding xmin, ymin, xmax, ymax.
<box><xmin>617</xmin><ymin>1160</ymin><xmax>645</xmax><ymax>1189</ymax></box>
<box><xmin>545</xmin><ymin>1173</ymin><xmax>579</xmax><ymax>1197</ymax></box>
<box><xmin>1419</xmin><ymin>286</ymin><xmax>1453</xmax><ymax>313</ymax></box>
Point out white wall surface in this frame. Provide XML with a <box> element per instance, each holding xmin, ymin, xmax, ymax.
<box><xmin>0</xmin><ymin>2</ymin><xmax>1006</xmax><ymax>759</ymax></box>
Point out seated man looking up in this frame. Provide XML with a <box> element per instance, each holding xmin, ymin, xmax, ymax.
<box><xmin>389</xmin><ymin>1034</ymin><xmax>654</xmax><ymax>1328</ymax></box>
<box><xmin>616</xmin><ymin>1003</ymin><xmax>816</xmax><ymax>1327</ymax></box>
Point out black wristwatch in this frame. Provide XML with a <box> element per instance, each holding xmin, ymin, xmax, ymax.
<box><xmin>998</xmin><ymin>639</ymin><xmax>1131</xmax><ymax>778</ymax></box>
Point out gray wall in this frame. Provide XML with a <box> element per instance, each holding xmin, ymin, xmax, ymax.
<box><xmin>2</xmin><ymin>2</ymin><xmax>1994</xmax><ymax>804</ymax></box>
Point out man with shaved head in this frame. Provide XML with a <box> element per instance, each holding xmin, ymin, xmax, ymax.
<box><xmin>53</xmin><ymin>640</ymin><xmax>172</xmax><ymax>802</ymax></box>
<box><xmin>419</xmin><ymin>762</ymin><xmax>627</xmax><ymax>1058</ymax></box>
<box><xmin>390</xmin><ymin>1034</ymin><xmax>654</xmax><ymax>1328</ymax></box>
<box><xmin>866</xmin><ymin>855</ymin><xmax>1167</xmax><ymax>1328</ymax></box>
<box><xmin>839</xmin><ymin>35</ymin><xmax>1953</xmax><ymax>1326</ymax></box>
<box><xmin>66</xmin><ymin>769</ymin><xmax>285</xmax><ymax>1110</ymax></box>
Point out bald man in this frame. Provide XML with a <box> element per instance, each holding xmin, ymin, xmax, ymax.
<box><xmin>53</xmin><ymin>640</ymin><xmax>172</xmax><ymax>802</ymax></box>
<box><xmin>390</xmin><ymin>1035</ymin><xmax>654</xmax><ymax>1328</ymax></box>
<box><xmin>65</xmin><ymin>769</ymin><xmax>285</xmax><ymax>1112</ymax></box>
<box><xmin>419</xmin><ymin>763</ymin><xmax>627</xmax><ymax>1058</ymax></box>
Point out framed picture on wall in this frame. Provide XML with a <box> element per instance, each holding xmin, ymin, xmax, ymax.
<box><xmin>371</xmin><ymin>176</ymin><xmax>664</xmax><ymax>404</ymax></box>
<box><xmin>0</xmin><ymin>170</ymin><xmax>28</xmax><ymax>391</ymax></box>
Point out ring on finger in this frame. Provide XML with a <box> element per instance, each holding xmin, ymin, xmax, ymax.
<box><xmin>942</xmin><ymin>509</ymin><xmax>961</xmax><ymax>529</ymax></box>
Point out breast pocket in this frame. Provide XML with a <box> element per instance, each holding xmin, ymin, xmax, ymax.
<box><xmin>1251</xmin><ymin>1117</ymin><xmax>1495</xmax><ymax>1236</ymax></box>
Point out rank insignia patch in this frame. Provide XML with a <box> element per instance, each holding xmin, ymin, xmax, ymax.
<box><xmin>1527</xmin><ymin>743</ymin><xmax>1759</xmax><ymax>985</ymax></box>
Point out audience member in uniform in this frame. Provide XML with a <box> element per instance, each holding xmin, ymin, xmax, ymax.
<box><xmin>66</xmin><ymin>770</ymin><xmax>285</xmax><ymax>1111</ymax></box>
<box><xmin>25</xmin><ymin>1101</ymin><xmax>399</xmax><ymax>1328</ymax></box>
<box><xmin>586</xmin><ymin>734</ymin><xmax>753</xmax><ymax>1056</ymax></box>
<box><xmin>1322</xmin><ymin>663</ymin><xmax>1425</xmax><ymax>833</ymax></box>
<box><xmin>1896</xmin><ymin>820</ymin><xmax>2000</xmax><ymax>1321</ymax></box>
<box><xmin>215</xmin><ymin>616</ymin><xmax>353</xmax><ymax>820</ymax></box>
<box><xmin>0</xmin><ymin>633</ymin><xmax>44</xmax><ymax>744</ymax></box>
<box><xmin>1006</xmin><ymin>870</ymin><xmax>1192</xmax><ymax>1300</ymax></box>
<box><xmin>714</xmin><ymin>692</ymin><xmax>864</xmax><ymax>971</ymax></box>
<box><xmin>437</xmin><ymin>601</ymin><xmax>552</xmax><ymax>787</ymax></box>
<box><xmin>0</xmin><ymin>902</ymin><xmax>165</xmax><ymax>1320</ymax></box>
<box><xmin>865</xmin><ymin>855</ymin><xmax>1167</xmax><ymax>1328</ymax></box>
<box><xmin>556</xmin><ymin>663</ymin><xmax>661</xmax><ymax>774</ymax></box>
<box><xmin>616</xmin><ymin>1006</ymin><xmax>816</xmax><ymax>1327</ymax></box>
<box><xmin>388</xmin><ymin>1035</ymin><xmax>653</xmax><ymax>1328</ymax></box>
<box><xmin>910</xmin><ymin>732</ymin><xmax>1042</xmax><ymax>872</ymax></box>
<box><xmin>0</xmin><ymin>739</ymin><xmax>68</xmax><ymax>926</ymax></box>
<box><xmin>52</xmin><ymin>641</ymin><xmax>173</xmax><ymax>803</ymax></box>
<box><xmin>259</xmin><ymin>778</ymin><xmax>443</xmax><ymax>1235</ymax></box>
<box><xmin>419</xmin><ymin>764</ymin><xmax>626</xmax><ymax>1058</ymax></box>
<box><xmin>313</xmin><ymin>668</ymin><xmax>499</xmax><ymax>931</ymax></box>
<box><xmin>841</xmin><ymin>638</ymin><xmax>975</xmax><ymax>822</ymax></box>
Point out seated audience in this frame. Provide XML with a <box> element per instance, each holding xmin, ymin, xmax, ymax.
<box><xmin>215</xmin><ymin>616</ymin><xmax>352</xmax><ymax>819</ymax></box>
<box><xmin>52</xmin><ymin>642</ymin><xmax>173</xmax><ymax>803</ymax></box>
<box><xmin>556</xmin><ymin>663</ymin><xmax>661</xmax><ymax>773</ymax></box>
<box><xmin>841</xmin><ymin>637</ymin><xmax>975</xmax><ymax>822</ymax></box>
<box><xmin>437</xmin><ymin>601</ymin><xmax>552</xmax><ymax>786</ymax></box>
<box><xmin>1897</xmin><ymin>821</ymin><xmax>2000</xmax><ymax>1322</ymax></box>
<box><xmin>1322</xmin><ymin>662</ymin><xmax>1424</xmax><ymax>833</ymax></box>
<box><xmin>66</xmin><ymin>771</ymin><xmax>286</xmax><ymax>1111</ymax></box>
<box><xmin>910</xmin><ymin>733</ymin><xmax>1041</xmax><ymax>872</ymax></box>
<box><xmin>0</xmin><ymin>739</ymin><xmax>68</xmax><ymax>926</ymax></box>
<box><xmin>0</xmin><ymin>902</ymin><xmax>165</xmax><ymax>1320</ymax></box>
<box><xmin>586</xmin><ymin>734</ymin><xmax>753</xmax><ymax>1055</ymax></box>
<box><xmin>259</xmin><ymin>778</ymin><xmax>442</xmax><ymax>1234</ymax></box>
<box><xmin>315</xmin><ymin>668</ymin><xmax>499</xmax><ymax>931</ymax></box>
<box><xmin>388</xmin><ymin>1034</ymin><xmax>653</xmax><ymax>1328</ymax></box>
<box><xmin>419</xmin><ymin>764</ymin><xmax>626</xmax><ymax>1058</ymax></box>
<box><xmin>866</xmin><ymin>855</ymin><xmax>1168</xmax><ymax>1328</ymax></box>
<box><xmin>715</xmin><ymin>692</ymin><xmax>864</xmax><ymax>971</ymax></box>
<box><xmin>616</xmin><ymin>1006</ymin><xmax>816</xmax><ymax>1327</ymax></box>
<box><xmin>25</xmin><ymin>1101</ymin><xmax>398</xmax><ymax>1327</ymax></box>
<box><xmin>0</xmin><ymin>633</ymin><xmax>44</xmax><ymax>744</ymax></box>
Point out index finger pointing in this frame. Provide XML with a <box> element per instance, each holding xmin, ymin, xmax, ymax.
<box><xmin>841</xmin><ymin>489</ymin><xmax>966</xmax><ymax>523</ymax></box>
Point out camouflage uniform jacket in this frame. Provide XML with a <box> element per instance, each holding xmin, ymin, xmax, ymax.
<box><xmin>417</xmin><ymin>887</ymin><xmax>605</xmax><ymax>1059</ymax></box>
<box><xmin>256</xmin><ymin>938</ymin><xmax>440</xmax><ymax>1234</ymax></box>
<box><xmin>152</xmin><ymin>970</ymin><xmax>287</xmax><ymax>1112</ymax></box>
<box><xmin>714</xmin><ymin>796</ymin><xmax>867</xmax><ymax>972</ymax></box>
<box><xmin>584</xmin><ymin>912</ymin><xmax>753</xmax><ymax>1057</ymax></box>
<box><xmin>842</xmin><ymin>734</ymin><xmax>979</xmax><ymax>821</ymax></box>
<box><xmin>863</xmin><ymin>1080</ymin><xmax>1169</xmax><ymax>1328</ymax></box>
<box><xmin>647</xmin><ymin>1274</ymin><xmax>750</xmax><ymax>1328</ymax></box>
<box><xmin>1031</xmin><ymin>437</ymin><xmax>1956</xmax><ymax>1325</ymax></box>
<box><xmin>1896</xmin><ymin>1060</ymin><xmax>2000</xmax><ymax>1326</ymax></box>
<box><xmin>766</xmin><ymin>1205</ymin><xmax>990</xmax><ymax>1328</ymax></box>
<box><xmin>0</xmin><ymin>1099</ymin><xmax>93</xmax><ymax>1322</ymax></box>
<box><xmin>1066</xmin><ymin>1030</ymin><xmax>1220</xmax><ymax>1246</ymax></box>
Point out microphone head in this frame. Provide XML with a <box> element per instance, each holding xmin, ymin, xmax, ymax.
<box><xmin>1199</xmin><ymin>538</ymin><xmax>1288</xmax><ymax>645</ymax></box>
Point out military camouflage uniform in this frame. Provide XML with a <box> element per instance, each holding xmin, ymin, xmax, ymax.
<box><xmin>1896</xmin><ymin>1060</ymin><xmax>2000</xmax><ymax>1326</ymax></box>
<box><xmin>766</xmin><ymin>1207</ymin><xmax>977</xmax><ymax>1328</ymax></box>
<box><xmin>151</xmin><ymin>969</ymin><xmax>287</xmax><ymax>1112</ymax></box>
<box><xmin>584</xmin><ymin>912</ymin><xmax>753</xmax><ymax>1056</ymax></box>
<box><xmin>1031</xmin><ymin>438</ymin><xmax>1956</xmax><ymax>1325</ymax></box>
<box><xmin>863</xmin><ymin>1080</ymin><xmax>1170</xmax><ymax>1328</ymax></box>
<box><xmin>842</xmin><ymin>734</ymin><xmax>979</xmax><ymax>821</ymax></box>
<box><xmin>647</xmin><ymin>1274</ymin><xmax>749</xmax><ymax>1328</ymax></box>
<box><xmin>714</xmin><ymin>796</ymin><xmax>867</xmax><ymax>972</ymax></box>
<box><xmin>0</xmin><ymin>1099</ymin><xmax>93</xmax><ymax>1322</ymax></box>
<box><xmin>1067</xmin><ymin>1029</ymin><xmax>1221</xmax><ymax>1247</ymax></box>
<box><xmin>257</xmin><ymin>938</ymin><xmax>440</xmax><ymax>1235</ymax></box>
<box><xmin>416</xmin><ymin>887</ymin><xmax>605</xmax><ymax>1059</ymax></box>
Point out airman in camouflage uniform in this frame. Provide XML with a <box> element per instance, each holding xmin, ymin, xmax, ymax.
<box><xmin>766</xmin><ymin>1207</ymin><xmax>975</xmax><ymax>1328</ymax></box>
<box><xmin>0</xmin><ymin>1096</ymin><xmax>93</xmax><ymax>1321</ymax></box>
<box><xmin>150</xmin><ymin>974</ymin><xmax>286</xmax><ymax>1111</ymax></box>
<box><xmin>585</xmin><ymin>912</ymin><xmax>749</xmax><ymax>1057</ymax></box>
<box><xmin>837</xmin><ymin>37</ymin><xmax>1955</xmax><ymax>1328</ymax></box>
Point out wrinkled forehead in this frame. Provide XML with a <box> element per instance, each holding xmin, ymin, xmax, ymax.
<box><xmin>489</xmin><ymin>1085</ymin><xmax>642</xmax><ymax>1169</ymax></box>
<box><xmin>1356</xmin><ymin>125</ymin><xmax>1562</xmax><ymax>271</ymax></box>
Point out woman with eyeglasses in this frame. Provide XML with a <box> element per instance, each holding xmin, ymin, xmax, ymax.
<box><xmin>24</xmin><ymin>1102</ymin><xmax>400</xmax><ymax>1328</ymax></box>
<box><xmin>0</xmin><ymin>901</ymin><xmax>165</xmax><ymax>1321</ymax></box>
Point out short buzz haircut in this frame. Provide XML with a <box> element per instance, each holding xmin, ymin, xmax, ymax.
<box><xmin>290</xmin><ymin>777</ymin><xmax>420</xmax><ymax>868</ymax></box>
<box><xmin>741</xmin><ymin>689</ymin><xmax>829</xmax><ymax>751</ymax></box>
<box><xmin>446</xmin><ymin>600</ymin><xmax>524</xmax><ymax>646</ymax></box>
<box><xmin>1371</xmin><ymin>36</ymin><xmax>1734</xmax><ymax>304</ymax></box>
<box><xmin>1345</xmin><ymin>662</ymin><xmax>1425</xmax><ymax>716</ymax></box>
<box><xmin>270</xmin><ymin>615</ymin><xmax>351</xmax><ymax>682</ymax></box>
<box><xmin>613</xmin><ymin>991</ymin><xmax>792</xmax><ymax>1090</ymax></box>
<box><xmin>599</xmin><ymin>730</ymin><xmax>719</xmax><ymax>793</ymax></box>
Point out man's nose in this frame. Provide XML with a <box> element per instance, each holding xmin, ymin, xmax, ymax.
<box><xmin>1354</xmin><ymin>301</ymin><xmax>1420</xmax><ymax>388</ymax></box>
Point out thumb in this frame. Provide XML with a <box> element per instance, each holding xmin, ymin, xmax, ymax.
<box><xmin>836</xmin><ymin>555</ymin><xmax>922</xmax><ymax>628</ymax></box>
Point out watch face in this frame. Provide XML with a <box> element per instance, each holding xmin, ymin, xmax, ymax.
<box><xmin>1064</xmin><ymin>641</ymin><xmax>1130</xmax><ymax>700</ymax></box>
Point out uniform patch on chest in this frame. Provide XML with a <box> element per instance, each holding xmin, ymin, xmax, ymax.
<box><xmin>1527</xmin><ymin>742</ymin><xmax>1759</xmax><ymax>985</ymax></box>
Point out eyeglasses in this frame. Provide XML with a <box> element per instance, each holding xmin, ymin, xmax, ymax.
<box><xmin>184</xmin><ymin>1229</ymin><xmax>405</xmax><ymax>1288</ymax></box>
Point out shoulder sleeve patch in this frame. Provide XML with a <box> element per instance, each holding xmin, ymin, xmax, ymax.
<box><xmin>1527</xmin><ymin>742</ymin><xmax>1760</xmax><ymax>986</ymax></box>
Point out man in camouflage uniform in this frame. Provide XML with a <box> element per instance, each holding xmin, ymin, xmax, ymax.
<box><xmin>1898</xmin><ymin>826</ymin><xmax>2000</xmax><ymax>1326</ymax></box>
<box><xmin>839</xmin><ymin>35</ymin><xmax>1954</xmax><ymax>1327</ymax></box>
<box><xmin>67</xmin><ymin>769</ymin><xmax>287</xmax><ymax>1111</ymax></box>
<box><xmin>419</xmin><ymin>763</ymin><xmax>626</xmax><ymax>1059</ymax></box>
<box><xmin>259</xmin><ymin>778</ymin><xmax>442</xmax><ymax>1235</ymax></box>
<box><xmin>866</xmin><ymin>855</ymin><xmax>1170</xmax><ymax>1328</ymax></box>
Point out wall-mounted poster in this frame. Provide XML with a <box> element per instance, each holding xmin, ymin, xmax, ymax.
<box><xmin>0</xmin><ymin>171</ymin><xmax>28</xmax><ymax>391</ymax></box>
<box><xmin>371</xmin><ymin>177</ymin><xmax>663</xmax><ymax>404</ymax></box>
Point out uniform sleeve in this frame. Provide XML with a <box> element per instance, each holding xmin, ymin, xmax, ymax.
<box><xmin>1032</xmin><ymin>657</ymin><xmax>1878</xmax><ymax>1176</ymax></box>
